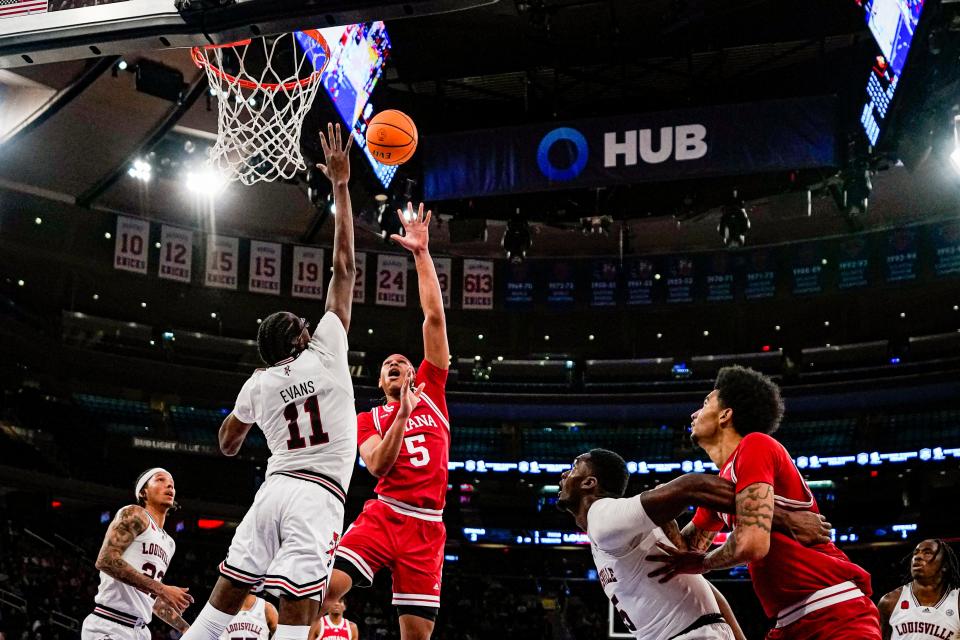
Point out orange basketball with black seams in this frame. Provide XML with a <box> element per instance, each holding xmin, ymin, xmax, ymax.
<box><xmin>365</xmin><ymin>110</ymin><xmax>418</xmax><ymax>166</ymax></box>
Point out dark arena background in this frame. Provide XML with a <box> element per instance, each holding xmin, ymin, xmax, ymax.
<box><xmin>1</xmin><ymin>0</ymin><xmax>960</xmax><ymax>638</ymax></box>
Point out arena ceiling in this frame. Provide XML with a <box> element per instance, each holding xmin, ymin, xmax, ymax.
<box><xmin>0</xmin><ymin>0</ymin><xmax>958</xmax><ymax>259</ymax></box>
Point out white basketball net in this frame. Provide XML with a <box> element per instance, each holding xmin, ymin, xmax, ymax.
<box><xmin>192</xmin><ymin>31</ymin><xmax>329</xmax><ymax>185</ymax></box>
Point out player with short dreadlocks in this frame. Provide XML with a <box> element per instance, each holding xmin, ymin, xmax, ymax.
<box><xmin>182</xmin><ymin>123</ymin><xmax>358</xmax><ymax>640</ymax></box>
<box><xmin>878</xmin><ymin>539</ymin><xmax>960</xmax><ymax>640</ymax></box>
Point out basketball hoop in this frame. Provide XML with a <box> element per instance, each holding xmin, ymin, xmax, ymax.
<box><xmin>192</xmin><ymin>30</ymin><xmax>330</xmax><ymax>185</ymax></box>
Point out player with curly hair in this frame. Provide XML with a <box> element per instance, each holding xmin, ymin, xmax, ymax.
<box><xmin>648</xmin><ymin>366</ymin><xmax>881</xmax><ymax>639</ymax></box>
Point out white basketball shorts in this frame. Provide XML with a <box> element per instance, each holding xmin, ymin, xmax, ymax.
<box><xmin>219</xmin><ymin>472</ymin><xmax>345</xmax><ymax>601</ymax></box>
<box><xmin>81</xmin><ymin>613</ymin><xmax>150</xmax><ymax>640</ymax></box>
<box><xmin>672</xmin><ymin>622</ymin><xmax>736</xmax><ymax>640</ymax></box>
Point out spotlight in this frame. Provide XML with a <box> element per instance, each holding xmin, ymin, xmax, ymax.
<box><xmin>117</xmin><ymin>59</ymin><xmax>128</xmax><ymax>71</ymax></box>
<box><xmin>185</xmin><ymin>167</ymin><xmax>227</xmax><ymax>194</ymax></box>
<box><xmin>127</xmin><ymin>158</ymin><xmax>152</xmax><ymax>182</ymax></box>
<box><xmin>950</xmin><ymin>115</ymin><xmax>960</xmax><ymax>175</ymax></box>
<box><xmin>718</xmin><ymin>191</ymin><xmax>750</xmax><ymax>248</ymax></box>
<box><xmin>502</xmin><ymin>213</ymin><xmax>531</xmax><ymax>262</ymax></box>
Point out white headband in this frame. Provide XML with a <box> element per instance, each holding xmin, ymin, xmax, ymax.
<box><xmin>135</xmin><ymin>468</ymin><xmax>170</xmax><ymax>499</ymax></box>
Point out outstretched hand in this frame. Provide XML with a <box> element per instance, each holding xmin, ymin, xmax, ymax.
<box><xmin>390</xmin><ymin>201</ymin><xmax>432</xmax><ymax>254</ymax></box>
<box><xmin>317</xmin><ymin>122</ymin><xmax>353</xmax><ymax>187</ymax></box>
<box><xmin>645</xmin><ymin>542</ymin><xmax>708</xmax><ymax>583</ymax></box>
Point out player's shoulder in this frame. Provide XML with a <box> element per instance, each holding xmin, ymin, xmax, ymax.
<box><xmin>114</xmin><ymin>504</ymin><xmax>150</xmax><ymax>528</ymax></box>
<box><xmin>877</xmin><ymin>585</ymin><xmax>905</xmax><ymax>611</ymax></box>
<box><xmin>740</xmin><ymin>431</ymin><xmax>787</xmax><ymax>454</ymax></box>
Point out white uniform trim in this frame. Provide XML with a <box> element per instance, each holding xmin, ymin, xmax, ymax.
<box><xmin>775</xmin><ymin>581</ymin><xmax>864</xmax><ymax>628</ymax></box>
<box><xmin>377</xmin><ymin>495</ymin><xmax>444</xmax><ymax>521</ymax></box>
<box><xmin>335</xmin><ymin>547</ymin><xmax>375</xmax><ymax>583</ymax></box>
<box><xmin>418</xmin><ymin>392</ymin><xmax>449</xmax><ymax>431</ymax></box>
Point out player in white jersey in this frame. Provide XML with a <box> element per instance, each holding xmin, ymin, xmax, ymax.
<box><xmin>878</xmin><ymin>539</ymin><xmax>960</xmax><ymax>640</ymax></box>
<box><xmin>557</xmin><ymin>449</ymin><xmax>832</xmax><ymax>640</ymax></box>
<box><xmin>220</xmin><ymin>595</ymin><xmax>278</xmax><ymax>640</ymax></box>
<box><xmin>82</xmin><ymin>468</ymin><xmax>192</xmax><ymax>640</ymax></box>
<box><xmin>181</xmin><ymin>123</ymin><xmax>358</xmax><ymax>640</ymax></box>
<box><xmin>309</xmin><ymin>598</ymin><xmax>358</xmax><ymax>640</ymax></box>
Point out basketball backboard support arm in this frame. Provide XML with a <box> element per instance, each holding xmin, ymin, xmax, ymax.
<box><xmin>0</xmin><ymin>0</ymin><xmax>499</xmax><ymax>69</ymax></box>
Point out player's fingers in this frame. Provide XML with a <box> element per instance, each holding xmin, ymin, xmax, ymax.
<box><xmin>424</xmin><ymin>210</ymin><xmax>432</xmax><ymax>227</ymax></box>
<box><xmin>396</xmin><ymin>208</ymin><xmax>408</xmax><ymax>226</ymax></box>
<box><xmin>344</xmin><ymin>129</ymin><xmax>354</xmax><ymax>153</ymax></box>
<box><xmin>316</xmin><ymin>163</ymin><xmax>328</xmax><ymax>174</ymax></box>
<box><xmin>659</xmin><ymin>571</ymin><xmax>677</xmax><ymax>584</ymax></box>
<box><xmin>389</xmin><ymin>233</ymin><xmax>408</xmax><ymax>246</ymax></box>
<box><xmin>335</xmin><ymin>122</ymin><xmax>342</xmax><ymax>149</ymax></box>
<box><xmin>415</xmin><ymin>382</ymin><xmax>426</xmax><ymax>395</ymax></box>
<box><xmin>407</xmin><ymin>201</ymin><xmax>415</xmax><ymax>220</ymax></box>
<box><xmin>417</xmin><ymin>202</ymin><xmax>425</xmax><ymax>222</ymax></box>
<box><xmin>318</xmin><ymin>131</ymin><xmax>329</xmax><ymax>155</ymax></box>
<box><xmin>646</xmin><ymin>564</ymin><xmax>670</xmax><ymax>578</ymax></box>
<box><xmin>327</xmin><ymin>122</ymin><xmax>335</xmax><ymax>148</ymax></box>
<box><xmin>654</xmin><ymin>541</ymin><xmax>676</xmax><ymax>554</ymax></box>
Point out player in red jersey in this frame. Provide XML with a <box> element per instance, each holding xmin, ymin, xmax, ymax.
<box><xmin>326</xmin><ymin>202</ymin><xmax>449</xmax><ymax>640</ymax></box>
<box><xmin>308</xmin><ymin>598</ymin><xmax>358</xmax><ymax>640</ymax></box>
<box><xmin>648</xmin><ymin>366</ymin><xmax>881</xmax><ymax>640</ymax></box>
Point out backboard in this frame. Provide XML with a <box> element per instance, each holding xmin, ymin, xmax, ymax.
<box><xmin>0</xmin><ymin>0</ymin><xmax>498</xmax><ymax>69</ymax></box>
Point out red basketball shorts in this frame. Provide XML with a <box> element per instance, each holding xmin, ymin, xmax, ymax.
<box><xmin>766</xmin><ymin>596</ymin><xmax>881</xmax><ymax>640</ymax></box>
<box><xmin>335</xmin><ymin>497</ymin><xmax>445</xmax><ymax>610</ymax></box>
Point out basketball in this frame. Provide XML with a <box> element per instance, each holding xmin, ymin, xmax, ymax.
<box><xmin>365</xmin><ymin>110</ymin><xmax>418</xmax><ymax>166</ymax></box>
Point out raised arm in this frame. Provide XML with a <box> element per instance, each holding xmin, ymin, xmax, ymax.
<box><xmin>390</xmin><ymin>202</ymin><xmax>449</xmax><ymax>369</ymax></box>
<box><xmin>94</xmin><ymin>506</ymin><xmax>193</xmax><ymax>611</ymax></box>
<box><xmin>317</xmin><ymin>122</ymin><xmax>356</xmax><ymax>332</ymax></box>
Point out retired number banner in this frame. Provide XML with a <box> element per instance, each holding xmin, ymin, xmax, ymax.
<box><xmin>353</xmin><ymin>252</ymin><xmax>367</xmax><ymax>304</ymax></box>
<box><xmin>292</xmin><ymin>246</ymin><xmax>325</xmax><ymax>300</ymax></box>
<box><xmin>249</xmin><ymin>241</ymin><xmax>282</xmax><ymax>295</ymax></box>
<box><xmin>114</xmin><ymin>216</ymin><xmax>150</xmax><ymax>274</ymax></box>
<box><xmin>435</xmin><ymin>257</ymin><xmax>452</xmax><ymax>309</ymax></box>
<box><xmin>158</xmin><ymin>225</ymin><xmax>193</xmax><ymax>283</ymax></box>
<box><xmin>205</xmin><ymin>235</ymin><xmax>239</xmax><ymax>290</ymax></box>
<box><xmin>462</xmin><ymin>259</ymin><xmax>494</xmax><ymax>310</ymax></box>
<box><xmin>376</xmin><ymin>254</ymin><xmax>407</xmax><ymax>307</ymax></box>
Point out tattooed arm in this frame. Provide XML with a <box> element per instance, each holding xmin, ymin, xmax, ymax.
<box><xmin>94</xmin><ymin>505</ymin><xmax>194</xmax><ymax>611</ymax></box>
<box><xmin>680</xmin><ymin>521</ymin><xmax>718</xmax><ymax>552</ymax></box>
<box><xmin>703</xmin><ymin>482</ymin><xmax>774</xmax><ymax>570</ymax></box>
<box><xmin>153</xmin><ymin>597</ymin><xmax>190</xmax><ymax>633</ymax></box>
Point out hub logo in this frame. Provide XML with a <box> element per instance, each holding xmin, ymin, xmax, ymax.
<box><xmin>603</xmin><ymin>124</ymin><xmax>708</xmax><ymax>167</ymax></box>
<box><xmin>537</xmin><ymin>127</ymin><xmax>588</xmax><ymax>181</ymax></box>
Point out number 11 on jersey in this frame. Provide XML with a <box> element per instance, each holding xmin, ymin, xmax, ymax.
<box><xmin>284</xmin><ymin>395</ymin><xmax>328</xmax><ymax>450</ymax></box>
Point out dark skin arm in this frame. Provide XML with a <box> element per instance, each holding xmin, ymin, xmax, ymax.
<box><xmin>877</xmin><ymin>587</ymin><xmax>902</xmax><ymax>640</ymax></box>
<box><xmin>640</xmin><ymin>473</ymin><xmax>831</xmax><ymax>545</ymax></box>
<box><xmin>391</xmin><ymin>202</ymin><xmax>449</xmax><ymax>370</ymax></box>
<box><xmin>647</xmin><ymin>481</ymin><xmax>777</xmax><ymax>581</ymax></box>
<box><xmin>219</xmin><ymin>413</ymin><xmax>254</xmax><ymax>456</ymax></box>
<box><xmin>317</xmin><ymin>122</ymin><xmax>356</xmax><ymax>332</ymax></box>
<box><xmin>94</xmin><ymin>506</ymin><xmax>193</xmax><ymax>611</ymax></box>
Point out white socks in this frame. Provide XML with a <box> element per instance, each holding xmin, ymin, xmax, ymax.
<box><xmin>274</xmin><ymin>624</ymin><xmax>311</xmax><ymax>640</ymax></box>
<box><xmin>180</xmin><ymin>602</ymin><xmax>235</xmax><ymax>640</ymax></box>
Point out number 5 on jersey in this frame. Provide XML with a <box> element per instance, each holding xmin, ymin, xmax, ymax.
<box><xmin>404</xmin><ymin>434</ymin><xmax>430</xmax><ymax>467</ymax></box>
<box><xmin>284</xmin><ymin>395</ymin><xmax>328</xmax><ymax>450</ymax></box>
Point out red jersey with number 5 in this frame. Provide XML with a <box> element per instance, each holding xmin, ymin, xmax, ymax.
<box><xmin>357</xmin><ymin>359</ymin><xmax>450</xmax><ymax>511</ymax></box>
